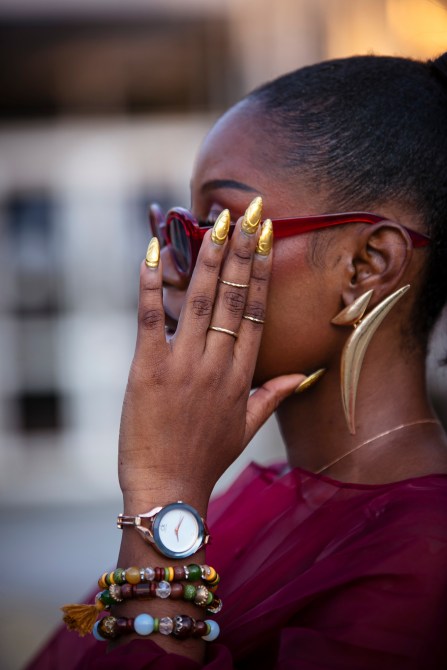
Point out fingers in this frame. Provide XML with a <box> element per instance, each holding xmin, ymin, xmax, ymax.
<box><xmin>206</xmin><ymin>198</ymin><xmax>263</xmax><ymax>351</ymax></box>
<box><xmin>176</xmin><ymin>198</ymin><xmax>265</xmax><ymax>355</ymax></box>
<box><xmin>135</xmin><ymin>238</ymin><xmax>169</xmax><ymax>362</ymax></box>
<box><xmin>235</xmin><ymin>219</ymin><xmax>273</xmax><ymax>374</ymax></box>
<box><xmin>173</xmin><ymin>209</ymin><xmax>231</xmax><ymax>351</ymax></box>
<box><xmin>243</xmin><ymin>373</ymin><xmax>307</xmax><ymax>446</ymax></box>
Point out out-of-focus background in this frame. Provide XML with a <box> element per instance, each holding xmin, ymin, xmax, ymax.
<box><xmin>0</xmin><ymin>0</ymin><xmax>446</xmax><ymax>667</ymax></box>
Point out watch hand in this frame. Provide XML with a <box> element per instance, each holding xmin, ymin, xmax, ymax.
<box><xmin>174</xmin><ymin>515</ymin><xmax>185</xmax><ymax>542</ymax></box>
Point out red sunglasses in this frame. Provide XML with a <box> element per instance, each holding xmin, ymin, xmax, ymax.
<box><xmin>150</xmin><ymin>206</ymin><xmax>430</xmax><ymax>278</ymax></box>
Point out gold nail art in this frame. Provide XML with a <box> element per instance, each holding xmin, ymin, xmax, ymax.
<box><xmin>256</xmin><ymin>219</ymin><xmax>273</xmax><ymax>255</ymax></box>
<box><xmin>145</xmin><ymin>237</ymin><xmax>160</xmax><ymax>268</ymax></box>
<box><xmin>211</xmin><ymin>209</ymin><xmax>231</xmax><ymax>245</ymax></box>
<box><xmin>295</xmin><ymin>368</ymin><xmax>326</xmax><ymax>394</ymax></box>
<box><xmin>241</xmin><ymin>196</ymin><xmax>263</xmax><ymax>235</ymax></box>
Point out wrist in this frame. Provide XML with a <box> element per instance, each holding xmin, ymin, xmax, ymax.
<box><xmin>121</xmin><ymin>488</ymin><xmax>211</xmax><ymax>518</ymax></box>
<box><xmin>118</xmin><ymin>499</ymin><xmax>211</xmax><ymax>565</ymax></box>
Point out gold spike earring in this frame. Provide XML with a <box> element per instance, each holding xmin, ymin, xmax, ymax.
<box><xmin>331</xmin><ymin>285</ymin><xmax>410</xmax><ymax>434</ymax></box>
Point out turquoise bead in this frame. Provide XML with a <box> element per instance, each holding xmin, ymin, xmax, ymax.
<box><xmin>92</xmin><ymin>621</ymin><xmax>107</xmax><ymax>642</ymax></box>
<box><xmin>134</xmin><ymin>613</ymin><xmax>155</xmax><ymax>636</ymax></box>
<box><xmin>202</xmin><ymin>619</ymin><xmax>220</xmax><ymax>642</ymax></box>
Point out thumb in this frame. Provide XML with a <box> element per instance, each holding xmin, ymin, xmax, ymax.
<box><xmin>243</xmin><ymin>373</ymin><xmax>307</xmax><ymax>446</ymax></box>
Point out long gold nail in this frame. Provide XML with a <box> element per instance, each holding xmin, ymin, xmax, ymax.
<box><xmin>241</xmin><ymin>196</ymin><xmax>262</xmax><ymax>234</ymax></box>
<box><xmin>295</xmin><ymin>368</ymin><xmax>326</xmax><ymax>393</ymax></box>
<box><xmin>256</xmin><ymin>219</ymin><xmax>273</xmax><ymax>255</ymax></box>
<box><xmin>211</xmin><ymin>209</ymin><xmax>231</xmax><ymax>245</ymax></box>
<box><xmin>145</xmin><ymin>237</ymin><xmax>160</xmax><ymax>268</ymax></box>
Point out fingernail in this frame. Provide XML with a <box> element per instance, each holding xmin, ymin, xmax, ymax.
<box><xmin>211</xmin><ymin>209</ymin><xmax>231</xmax><ymax>245</ymax></box>
<box><xmin>256</xmin><ymin>219</ymin><xmax>273</xmax><ymax>255</ymax></box>
<box><xmin>295</xmin><ymin>368</ymin><xmax>326</xmax><ymax>393</ymax></box>
<box><xmin>241</xmin><ymin>196</ymin><xmax>262</xmax><ymax>235</ymax></box>
<box><xmin>145</xmin><ymin>237</ymin><xmax>160</xmax><ymax>268</ymax></box>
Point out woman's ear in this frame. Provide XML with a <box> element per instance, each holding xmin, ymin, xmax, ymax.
<box><xmin>341</xmin><ymin>222</ymin><xmax>413</xmax><ymax>308</ymax></box>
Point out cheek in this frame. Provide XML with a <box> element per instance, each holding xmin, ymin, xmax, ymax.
<box><xmin>252</xmin><ymin>242</ymin><xmax>330</xmax><ymax>383</ymax></box>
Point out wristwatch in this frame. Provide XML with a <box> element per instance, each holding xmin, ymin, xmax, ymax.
<box><xmin>117</xmin><ymin>501</ymin><xmax>210</xmax><ymax>559</ymax></box>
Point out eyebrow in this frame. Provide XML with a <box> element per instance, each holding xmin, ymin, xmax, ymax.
<box><xmin>200</xmin><ymin>179</ymin><xmax>260</xmax><ymax>194</ymax></box>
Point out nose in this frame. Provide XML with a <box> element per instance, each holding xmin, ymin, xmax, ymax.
<box><xmin>161</xmin><ymin>245</ymin><xmax>189</xmax><ymax>326</ymax></box>
<box><xmin>161</xmin><ymin>246</ymin><xmax>189</xmax><ymax>291</ymax></box>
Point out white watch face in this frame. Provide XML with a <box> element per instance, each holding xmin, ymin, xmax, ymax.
<box><xmin>153</xmin><ymin>503</ymin><xmax>204</xmax><ymax>558</ymax></box>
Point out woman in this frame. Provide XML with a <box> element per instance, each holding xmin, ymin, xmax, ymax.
<box><xmin>29</xmin><ymin>54</ymin><xmax>447</xmax><ymax>669</ymax></box>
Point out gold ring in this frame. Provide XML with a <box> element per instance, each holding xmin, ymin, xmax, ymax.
<box><xmin>218</xmin><ymin>277</ymin><xmax>250</xmax><ymax>289</ymax></box>
<box><xmin>208</xmin><ymin>326</ymin><xmax>239</xmax><ymax>339</ymax></box>
<box><xmin>242</xmin><ymin>315</ymin><xmax>265</xmax><ymax>324</ymax></box>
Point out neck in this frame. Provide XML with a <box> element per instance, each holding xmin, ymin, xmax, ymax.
<box><xmin>276</xmin><ymin>342</ymin><xmax>445</xmax><ymax>483</ymax></box>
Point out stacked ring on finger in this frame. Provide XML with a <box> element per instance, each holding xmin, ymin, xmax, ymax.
<box><xmin>242</xmin><ymin>314</ymin><xmax>265</xmax><ymax>325</ymax></box>
<box><xmin>218</xmin><ymin>277</ymin><xmax>250</xmax><ymax>289</ymax></box>
<box><xmin>208</xmin><ymin>326</ymin><xmax>239</xmax><ymax>339</ymax></box>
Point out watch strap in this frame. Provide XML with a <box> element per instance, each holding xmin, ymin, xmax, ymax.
<box><xmin>117</xmin><ymin>506</ymin><xmax>162</xmax><ymax>528</ymax></box>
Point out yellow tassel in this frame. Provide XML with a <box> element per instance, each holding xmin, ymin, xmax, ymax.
<box><xmin>61</xmin><ymin>601</ymin><xmax>103</xmax><ymax>637</ymax></box>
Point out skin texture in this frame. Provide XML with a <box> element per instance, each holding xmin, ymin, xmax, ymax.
<box><xmin>115</xmin><ymin>101</ymin><xmax>447</xmax><ymax>661</ymax></box>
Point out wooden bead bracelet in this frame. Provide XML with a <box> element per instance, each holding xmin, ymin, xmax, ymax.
<box><xmin>93</xmin><ymin>613</ymin><xmax>220</xmax><ymax>642</ymax></box>
<box><xmin>99</xmin><ymin>580</ymin><xmax>223</xmax><ymax>614</ymax></box>
<box><xmin>62</xmin><ymin>565</ymin><xmax>221</xmax><ymax>636</ymax></box>
<box><xmin>98</xmin><ymin>564</ymin><xmax>220</xmax><ymax>590</ymax></box>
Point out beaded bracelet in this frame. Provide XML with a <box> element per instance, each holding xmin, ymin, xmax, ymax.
<box><xmin>99</xmin><ymin>580</ymin><xmax>223</xmax><ymax>614</ymax></box>
<box><xmin>62</xmin><ymin>565</ymin><xmax>221</xmax><ymax>636</ymax></box>
<box><xmin>98</xmin><ymin>564</ymin><xmax>220</xmax><ymax>590</ymax></box>
<box><xmin>93</xmin><ymin>613</ymin><xmax>220</xmax><ymax>642</ymax></box>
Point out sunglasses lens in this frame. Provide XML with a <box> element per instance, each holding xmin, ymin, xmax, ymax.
<box><xmin>169</xmin><ymin>216</ymin><xmax>192</xmax><ymax>275</ymax></box>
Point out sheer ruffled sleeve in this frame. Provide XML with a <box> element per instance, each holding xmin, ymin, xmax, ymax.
<box><xmin>25</xmin><ymin>463</ymin><xmax>447</xmax><ymax>670</ymax></box>
<box><xmin>209</xmin><ymin>465</ymin><xmax>447</xmax><ymax>669</ymax></box>
<box><xmin>271</xmin><ymin>502</ymin><xmax>447</xmax><ymax>669</ymax></box>
<box><xmin>76</xmin><ymin>639</ymin><xmax>233</xmax><ymax>669</ymax></box>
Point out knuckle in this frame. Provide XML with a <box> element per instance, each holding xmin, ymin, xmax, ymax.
<box><xmin>245</xmin><ymin>301</ymin><xmax>265</xmax><ymax>320</ymax></box>
<box><xmin>251</xmin><ymin>271</ymin><xmax>269</xmax><ymax>286</ymax></box>
<box><xmin>223</xmin><ymin>289</ymin><xmax>245</xmax><ymax>314</ymax></box>
<box><xmin>199</xmin><ymin>254</ymin><xmax>220</xmax><ymax>274</ymax></box>
<box><xmin>190</xmin><ymin>294</ymin><xmax>213</xmax><ymax>318</ymax></box>
<box><xmin>138</xmin><ymin>307</ymin><xmax>164</xmax><ymax>331</ymax></box>
<box><xmin>232</xmin><ymin>248</ymin><xmax>252</xmax><ymax>266</ymax></box>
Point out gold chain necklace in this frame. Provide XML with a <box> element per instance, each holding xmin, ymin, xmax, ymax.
<box><xmin>315</xmin><ymin>419</ymin><xmax>441</xmax><ymax>475</ymax></box>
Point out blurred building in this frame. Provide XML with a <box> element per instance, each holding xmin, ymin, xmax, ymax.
<box><xmin>0</xmin><ymin>1</ymin><xmax>446</xmax><ymax>667</ymax></box>
<box><xmin>1</xmin><ymin>0</ymin><xmax>446</xmax><ymax>506</ymax></box>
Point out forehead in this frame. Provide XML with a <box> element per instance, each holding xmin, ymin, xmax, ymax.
<box><xmin>192</xmin><ymin>103</ymin><xmax>271</xmax><ymax>187</ymax></box>
<box><xmin>191</xmin><ymin>101</ymin><xmax>323</xmax><ymax>216</ymax></box>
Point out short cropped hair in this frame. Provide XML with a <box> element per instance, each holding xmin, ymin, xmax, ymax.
<box><xmin>249</xmin><ymin>54</ymin><xmax>447</xmax><ymax>349</ymax></box>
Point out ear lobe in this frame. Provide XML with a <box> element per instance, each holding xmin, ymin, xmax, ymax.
<box><xmin>341</xmin><ymin>222</ymin><xmax>413</xmax><ymax>308</ymax></box>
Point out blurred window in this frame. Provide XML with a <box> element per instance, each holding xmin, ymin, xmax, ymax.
<box><xmin>13</xmin><ymin>390</ymin><xmax>63</xmax><ymax>433</ymax></box>
<box><xmin>2</xmin><ymin>192</ymin><xmax>61</xmax><ymax>315</ymax></box>
<box><xmin>0</xmin><ymin>192</ymin><xmax>65</xmax><ymax>435</ymax></box>
<box><xmin>0</xmin><ymin>15</ymin><xmax>236</xmax><ymax>119</ymax></box>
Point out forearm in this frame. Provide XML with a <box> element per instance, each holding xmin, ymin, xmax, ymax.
<box><xmin>109</xmin><ymin>489</ymin><xmax>211</xmax><ymax>663</ymax></box>
<box><xmin>108</xmin><ymin>202</ymin><xmax>291</xmax><ymax>664</ymax></box>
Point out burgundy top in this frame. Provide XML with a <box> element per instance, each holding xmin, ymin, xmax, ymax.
<box><xmin>27</xmin><ymin>463</ymin><xmax>447</xmax><ymax>669</ymax></box>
